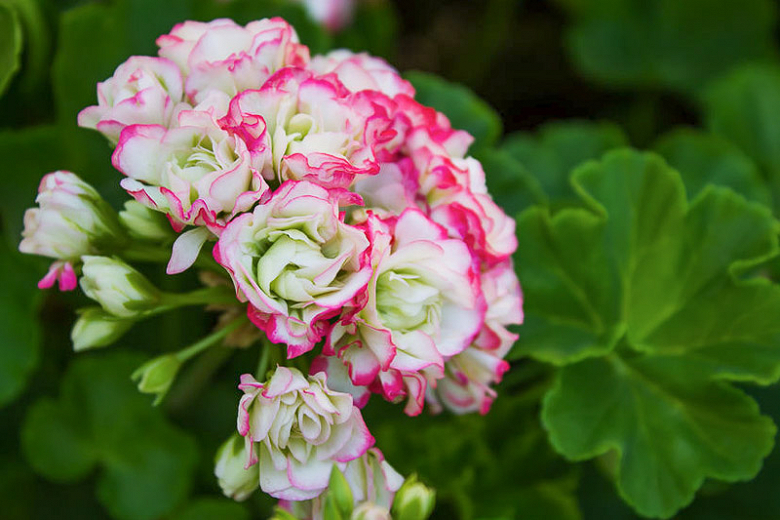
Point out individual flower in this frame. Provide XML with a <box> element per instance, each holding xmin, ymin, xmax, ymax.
<box><xmin>326</xmin><ymin>209</ymin><xmax>484</xmax><ymax>415</ymax></box>
<box><xmin>19</xmin><ymin>171</ymin><xmax>125</xmax><ymax>290</ymax></box>
<box><xmin>216</xmin><ymin>180</ymin><xmax>371</xmax><ymax>356</ymax></box>
<box><xmin>219</xmin><ymin>68</ymin><xmax>380</xmax><ymax>190</ymax></box>
<box><xmin>237</xmin><ymin>366</ymin><xmax>374</xmax><ymax>500</ymax></box>
<box><xmin>309</xmin><ymin>50</ymin><xmax>415</xmax><ymax>97</ymax></box>
<box><xmin>278</xmin><ymin>448</ymin><xmax>404</xmax><ymax>520</ymax></box>
<box><xmin>215</xmin><ymin>433</ymin><xmax>260</xmax><ymax>501</ymax></box>
<box><xmin>114</xmin><ymin>110</ymin><xmax>268</xmax><ymax>230</ymax></box>
<box><xmin>113</xmin><ymin>109</ymin><xmax>270</xmax><ymax>272</ymax></box>
<box><xmin>428</xmin><ymin>260</ymin><xmax>523</xmax><ymax>414</ymax></box>
<box><xmin>78</xmin><ymin>56</ymin><xmax>187</xmax><ymax>144</ymax></box>
<box><xmin>79</xmin><ymin>256</ymin><xmax>161</xmax><ymax>317</ymax></box>
<box><xmin>157</xmin><ymin>18</ymin><xmax>309</xmax><ymax>103</ymax></box>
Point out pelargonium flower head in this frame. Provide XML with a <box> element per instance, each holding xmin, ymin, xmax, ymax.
<box><xmin>19</xmin><ymin>171</ymin><xmax>125</xmax><ymax>290</ymax></box>
<box><xmin>309</xmin><ymin>50</ymin><xmax>414</xmax><ymax>98</ymax></box>
<box><xmin>327</xmin><ymin>209</ymin><xmax>484</xmax><ymax>414</ymax></box>
<box><xmin>78</xmin><ymin>56</ymin><xmax>187</xmax><ymax>144</ymax></box>
<box><xmin>219</xmin><ymin>68</ymin><xmax>379</xmax><ymax>190</ymax></box>
<box><xmin>429</xmin><ymin>260</ymin><xmax>523</xmax><ymax>415</ymax></box>
<box><xmin>216</xmin><ymin>181</ymin><xmax>372</xmax><ymax>356</ymax></box>
<box><xmin>157</xmin><ymin>18</ymin><xmax>309</xmax><ymax>103</ymax></box>
<box><xmin>113</xmin><ymin>109</ymin><xmax>269</xmax><ymax>236</ymax></box>
<box><xmin>237</xmin><ymin>366</ymin><xmax>374</xmax><ymax>501</ymax></box>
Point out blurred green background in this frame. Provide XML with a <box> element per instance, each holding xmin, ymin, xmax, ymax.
<box><xmin>3</xmin><ymin>0</ymin><xmax>780</xmax><ymax>519</ymax></box>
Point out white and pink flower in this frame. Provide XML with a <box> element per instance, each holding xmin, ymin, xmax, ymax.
<box><xmin>78</xmin><ymin>56</ymin><xmax>187</xmax><ymax>144</ymax></box>
<box><xmin>157</xmin><ymin>18</ymin><xmax>309</xmax><ymax>103</ymax></box>
<box><xmin>325</xmin><ymin>209</ymin><xmax>484</xmax><ymax>415</ymax></box>
<box><xmin>112</xmin><ymin>109</ymin><xmax>270</xmax><ymax>272</ymax></box>
<box><xmin>19</xmin><ymin>171</ymin><xmax>124</xmax><ymax>290</ymax></box>
<box><xmin>279</xmin><ymin>447</ymin><xmax>404</xmax><ymax>520</ymax></box>
<box><xmin>310</xmin><ymin>50</ymin><xmax>414</xmax><ymax>97</ymax></box>
<box><xmin>219</xmin><ymin>68</ymin><xmax>380</xmax><ymax>189</ymax></box>
<box><xmin>428</xmin><ymin>260</ymin><xmax>523</xmax><ymax>414</ymax></box>
<box><xmin>215</xmin><ymin>181</ymin><xmax>371</xmax><ymax>356</ymax></box>
<box><xmin>237</xmin><ymin>366</ymin><xmax>374</xmax><ymax>500</ymax></box>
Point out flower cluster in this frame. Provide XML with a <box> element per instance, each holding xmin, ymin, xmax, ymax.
<box><xmin>20</xmin><ymin>16</ymin><xmax>522</xmax><ymax>515</ymax></box>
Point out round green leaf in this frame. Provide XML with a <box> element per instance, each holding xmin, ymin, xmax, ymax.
<box><xmin>565</xmin><ymin>0</ymin><xmax>778</xmax><ymax>93</ymax></box>
<box><xmin>543</xmin><ymin>354</ymin><xmax>776</xmax><ymax>518</ymax></box>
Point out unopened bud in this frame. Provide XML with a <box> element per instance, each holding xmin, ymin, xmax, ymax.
<box><xmin>131</xmin><ymin>354</ymin><xmax>181</xmax><ymax>404</ymax></box>
<box><xmin>80</xmin><ymin>256</ymin><xmax>160</xmax><ymax>317</ymax></box>
<box><xmin>71</xmin><ymin>307</ymin><xmax>135</xmax><ymax>351</ymax></box>
<box><xmin>214</xmin><ymin>434</ymin><xmax>259</xmax><ymax>501</ymax></box>
<box><xmin>119</xmin><ymin>200</ymin><xmax>175</xmax><ymax>241</ymax></box>
<box><xmin>391</xmin><ymin>475</ymin><xmax>435</xmax><ymax>520</ymax></box>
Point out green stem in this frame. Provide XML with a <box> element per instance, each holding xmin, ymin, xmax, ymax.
<box><xmin>121</xmin><ymin>242</ymin><xmax>223</xmax><ymax>272</ymax></box>
<box><xmin>175</xmin><ymin>315</ymin><xmax>248</xmax><ymax>363</ymax></box>
<box><xmin>255</xmin><ymin>339</ymin><xmax>271</xmax><ymax>380</ymax></box>
<box><xmin>159</xmin><ymin>286</ymin><xmax>238</xmax><ymax>308</ymax></box>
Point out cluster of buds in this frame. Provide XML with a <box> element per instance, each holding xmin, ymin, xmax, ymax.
<box><xmin>19</xmin><ymin>16</ymin><xmax>522</xmax><ymax>516</ymax></box>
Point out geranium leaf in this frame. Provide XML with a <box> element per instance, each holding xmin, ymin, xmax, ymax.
<box><xmin>22</xmin><ymin>353</ymin><xmax>198</xmax><ymax>520</ymax></box>
<box><xmin>543</xmin><ymin>354</ymin><xmax>775</xmax><ymax>518</ymax></box>
<box><xmin>0</xmin><ymin>238</ymin><xmax>41</xmax><ymax>408</ymax></box>
<box><xmin>653</xmin><ymin>128</ymin><xmax>772</xmax><ymax>207</ymax></box>
<box><xmin>0</xmin><ymin>2</ymin><xmax>23</xmax><ymax>97</ymax></box>
<box><xmin>501</xmin><ymin>120</ymin><xmax>629</xmax><ymax>207</ymax></box>
<box><xmin>703</xmin><ymin>64</ymin><xmax>780</xmax><ymax>212</ymax></box>
<box><xmin>563</xmin><ymin>0</ymin><xmax>777</xmax><ymax>93</ymax></box>
<box><xmin>515</xmin><ymin>149</ymin><xmax>780</xmax><ymax>517</ymax></box>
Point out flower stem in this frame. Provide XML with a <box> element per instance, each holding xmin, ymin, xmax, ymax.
<box><xmin>159</xmin><ymin>286</ymin><xmax>238</xmax><ymax>308</ymax></box>
<box><xmin>255</xmin><ymin>339</ymin><xmax>271</xmax><ymax>380</ymax></box>
<box><xmin>175</xmin><ymin>315</ymin><xmax>248</xmax><ymax>363</ymax></box>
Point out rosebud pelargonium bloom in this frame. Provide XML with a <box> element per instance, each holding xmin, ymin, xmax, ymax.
<box><xmin>216</xmin><ymin>180</ymin><xmax>371</xmax><ymax>356</ymax></box>
<box><xmin>309</xmin><ymin>50</ymin><xmax>415</xmax><ymax>98</ymax></box>
<box><xmin>19</xmin><ymin>171</ymin><xmax>125</xmax><ymax>290</ymax></box>
<box><xmin>429</xmin><ymin>260</ymin><xmax>523</xmax><ymax>414</ymax></box>
<box><xmin>220</xmin><ymin>68</ymin><xmax>380</xmax><ymax>190</ymax></box>
<box><xmin>279</xmin><ymin>448</ymin><xmax>404</xmax><ymax>520</ymax></box>
<box><xmin>114</xmin><ymin>110</ymin><xmax>269</xmax><ymax>232</ymax></box>
<box><xmin>326</xmin><ymin>209</ymin><xmax>484</xmax><ymax>415</ymax></box>
<box><xmin>238</xmin><ymin>367</ymin><xmax>374</xmax><ymax>500</ymax></box>
<box><xmin>157</xmin><ymin>18</ymin><xmax>309</xmax><ymax>103</ymax></box>
<box><xmin>78</xmin><ymin>56</ymin><xmax>187</xmax><ymax>144</ymax></box>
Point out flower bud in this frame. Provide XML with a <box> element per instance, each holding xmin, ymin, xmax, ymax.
<box><xmin>391</xmin><ymin>475</ymin><xmax>435</xmax><ymax>520</ymax></box>
<box><xmin>79</xmin><ymin>256</ymin><xmax>161</xmax><ymax>317</ymax></box>
<box><xmin>214</xmin><ymin>434</ymin><xmax>260</xmax><ymax>501</ymax></box>
<box><xmin>131</xmin><ymin>354</ymin><xmax>181</xmax><ymax>404</ymax></box>
<box><xmin>118</xmin><ymin>200</ymin><xmax>175</xmax><ymax>241</ymax></box>
<box><xmin>19</xmin><ymin>171</ymin><xmax>126</xmax><ymax>290</ymax></box>
<box><xmin>269</xmin><ymin>508</ymin><xmax>299</xmax><ymax>520</ymax></box>
<box><xmin>322</xmin><ymin>467</ymin><xmax>354</xmax><ymax>520</ymax></box>
<box><xmin>351</xmin><ymin>503</ymin><xmax>392</xmax><ymax>520</ymax></box>
<box><xmin>20</xmin><ymin>171</ymin><xmax>124</xmax><ymax>260</ymax></box>
<box><xmin>71</xmin><ymin>307</ymin><xmax>135</xmax><ymax>351</ymax></box>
